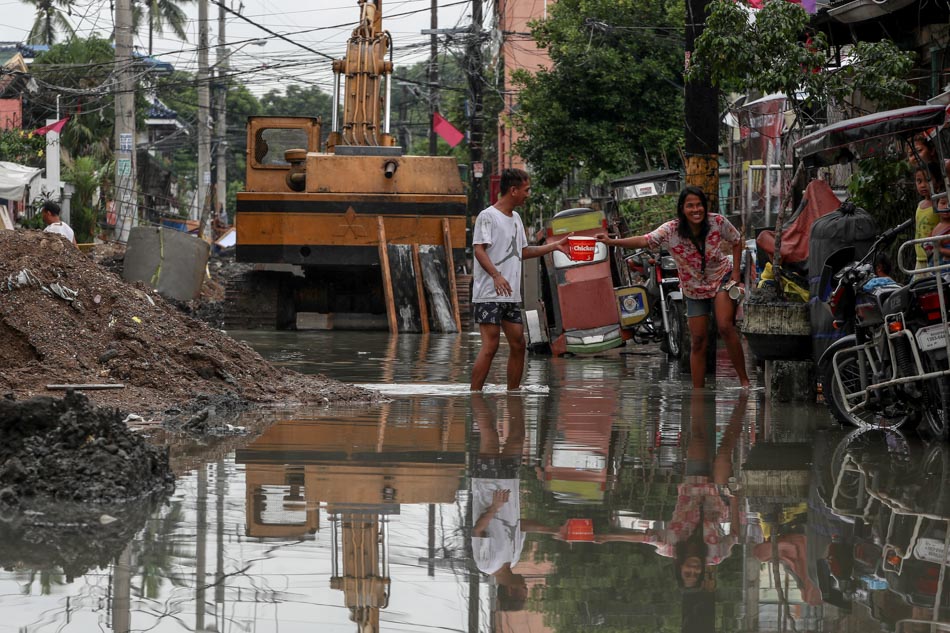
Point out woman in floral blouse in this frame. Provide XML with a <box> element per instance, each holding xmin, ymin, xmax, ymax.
<box><xmin>597</xmin><ymin>186</ymin><xmax>750</xmax><ymax>388</ymax></box>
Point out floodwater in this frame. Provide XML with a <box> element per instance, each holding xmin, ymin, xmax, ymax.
<box><xmin>2</xmin><ymin>331</ymin><xmax>950</xmax><ymax>632</ymax></box>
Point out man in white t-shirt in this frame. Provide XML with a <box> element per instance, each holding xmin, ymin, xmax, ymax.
<box><xmin>41</xmin><ymin>200</ymin><xmax>77</xmax><ymax>245</ymax></box>
<box><xmin>470</xmin><ymin>168</ymin><xmax>569</xmax><ymax>391</ymax></box>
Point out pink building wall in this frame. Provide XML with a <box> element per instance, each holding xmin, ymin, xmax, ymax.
<box><xmin>495</xmin><ymin>0</ymin><xmax>553</xmax><ymax>175</ymax></box>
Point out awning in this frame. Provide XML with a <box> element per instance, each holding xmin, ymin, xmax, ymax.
<box><xmin>0</xmin><ymin>160</ymin><xmax>42</xmax><ymax>200</ymax></box>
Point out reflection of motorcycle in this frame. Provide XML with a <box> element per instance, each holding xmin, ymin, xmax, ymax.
<box><xmin>818</xmin><ymin>218</ymin><xmax>950</xmax><ymax>438</ymax></box>
<box><xmin>623</xmin><ymin>249</ymin><xmax>686</xmax><ymax>359</ymax></box>
<box><xmin>826</xmin><ymin>429</ymin><xmax>950</xmax><ymax>619</ymax></box>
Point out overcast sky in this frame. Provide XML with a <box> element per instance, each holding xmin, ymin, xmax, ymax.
<box><xmin>1</xmin><ymin>0</ymin><xmax>473</xmax><ymax>95</ymax></box>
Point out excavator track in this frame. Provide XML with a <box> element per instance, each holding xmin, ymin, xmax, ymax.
<box><xmin>222</xmin><ymin>269</ymin><xmax>286</xmax><ymax>330</ymax></box>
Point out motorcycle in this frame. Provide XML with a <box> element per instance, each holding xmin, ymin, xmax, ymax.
<box><xmin>818</xmin><ymin>216</ymin><xmax>950</xmax><ymax>439</ymax></box>
<box><xmin>623</xmin><ymin>249</ymin><xmax>687</xmax><ymax>359</ymax></box>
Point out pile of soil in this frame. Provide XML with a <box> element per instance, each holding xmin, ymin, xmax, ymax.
<box><xmin>0</xmin><ymin>391</ymin><xmax>174</xmax><ymax>504</ymax></box>
<box><xmin>0</xmin><ymin>493</ymin><xmax>163</xmax><ymax>581</ymax></box>
<box><xmin>0</xmin><ymin>230</ymin><xmax>377</xmax><ymax>416</ymax></box>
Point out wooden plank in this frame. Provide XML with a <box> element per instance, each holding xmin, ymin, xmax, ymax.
<box><xmin>442</xmin><ymin>217</ymin><xmax>462</xmax><ymax>332</ymax></box>
<box><xmin>377</xmin><ymin>216</ymin><xmax>398</xmax><ymax>334</ymax></box>
<box><xmin>46</xmin><ymin>384</ymin><xmax>126</xmax><ymax>390</ymax></box>
<box><xmin>411</xmin><ymin>244</ymin><xmax>430</xmax><ymax>333</ymax></box>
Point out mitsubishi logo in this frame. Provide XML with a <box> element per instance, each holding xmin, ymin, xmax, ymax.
<box><xmin>335</xmin><ymin>206</ymin><xmax>367</xmax><ymax>238</ymax></box>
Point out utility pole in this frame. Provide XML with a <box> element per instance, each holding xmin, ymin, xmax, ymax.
<box><xmin>114</xmin><ymin>0</ymin><xmax>137</xmax><ymax>243</ymax></box>
<box><xmin>197</xmin><ymin>0</ymin><xmax>211</xmax><ymax>234</ymax></box>
<box><xmin>428</xmin><ymin>0</ymin><xmax>439</xmax><ymax>157</ymax></box>
<box><xmin>214</xmin><ymin>2</ymin><xmax>227</xmax><ymax>227</ymax></box>
<box><xmin>466</xmin><ymin>0</ymin><xmax>484</xmax><ymax>220</ymax></box>
<box><xmin>684</xmin><ymin>0</ymin><xmax>719</xmax><ymax>210</ymax></box>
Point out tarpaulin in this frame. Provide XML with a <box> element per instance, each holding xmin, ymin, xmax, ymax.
<box><xmin>0</xmin><ymin>160</ymin><xmax>42</xmax><ymax>200</ymax></box>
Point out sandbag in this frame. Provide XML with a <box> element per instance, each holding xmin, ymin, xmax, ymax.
<box><xmin>807</xmin><ymin>203</ymin><xmax>878</xmax><ymax>363</ymax></box>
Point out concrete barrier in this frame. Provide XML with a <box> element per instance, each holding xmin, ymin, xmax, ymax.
<box><xmin>123</xmin><ymin>226</ymin><xmax>209</xmax><ymax>302</ymax></box>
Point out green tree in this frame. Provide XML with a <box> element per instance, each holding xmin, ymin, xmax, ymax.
<box><xmin>29</xmin><ymin>37</ymin><xmax>128</xmax><ymax>161</ymax></box>
<box><xmin>137</xmin><ymin>0</ymin><xmax>194</xmax><ymax>56</ymax></box>
<box><xmin>0</xmin><ymin>129</ymin><xmax>45</xmax><ymax>167</ymax></box>
<box><xmin>23</xmin><ymin>0</ymin><xmax>75</xmax><ymax>45</ymax></box>
<box><xmin>689</xmin><ymin>0</ymin><xmax>915</xmax><ymax>133</ymax></box>
<box><xmin>260</xmin><ymin>84</ymin><xmax>333</xmax><ymax>119</ymax></box>
<box><xmin>64</xmin><ymin>155</ymin><xmax>109</xmax><ymax>242</ymax></box>
<box><xmin>511</xmin><ymin>0</ymin><xmax>686</xmax><ymax>190</ymax></box>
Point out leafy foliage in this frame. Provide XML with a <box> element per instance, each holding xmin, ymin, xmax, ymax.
<box><xmin>30</xmin><ymin>37</ymin><xmax>133</xmax><ymax>161</ymax></box>
<box><xmin>689</xmin><ymin>0</ymin><xmax>915</xmax><ymax>128</ymax></box>
<box><xmin>846</xmin><ymin>156</ymin><xmax>918</xmax><ymax>276</ymax></box>
<box><xmin>512</xmin><ymin>0</ymin><xmax>685</xmax><ymax>189</ymax></box>
<box><xmin>64</xmin><ymin>155</ymin><xmax>108</xmax><ymax>243</ymax></box>
<box><xmin>0</xmin><ymin>129</ymin><xmax>46</xmax><ymax>167</ymax></box>
<box><xmin>24</xmin><ymin>0</ymin><xmax>74</xmax><ymax>45</ymax></box>
<box><xmin>620</xmin><ymin>196</ymin><xmax>678</xmax><ymax>236</ymax></box>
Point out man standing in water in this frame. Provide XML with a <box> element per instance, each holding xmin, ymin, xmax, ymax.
<box><xmin>470</xmin><ymin>168</ymin><xmax>569</xmax><ymax>391</ymax></box>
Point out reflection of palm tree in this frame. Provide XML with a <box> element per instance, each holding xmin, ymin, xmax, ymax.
<box><xmin>131</xmin><ymin>500</ymin><xmax>192</xmax><ymax>599</ymax></box>
<box><xmin>24</xmin><ymin>0</ymin><xmax>75</xmax><ymax>45</ymax></box>
<box><xmin>132</xmin><ymin>0</ymin><xmax>194</xmax><ymax>56</ymax></box>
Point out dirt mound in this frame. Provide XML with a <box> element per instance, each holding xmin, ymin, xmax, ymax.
<box><xmin>0</xmin><ymin>391</ymin><xmax>174</xmax><ymax>504</ymax></box>
<box><xmin>0</xmin><ymin>230</ymin><xmax>376</xmax><ymax>416</ymax></box>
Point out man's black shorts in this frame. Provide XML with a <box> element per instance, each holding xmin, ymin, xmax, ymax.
<box><xmin>474</xmin><ymin>302</ymin><xmax>523</xmax><ymax>325</ymax></box>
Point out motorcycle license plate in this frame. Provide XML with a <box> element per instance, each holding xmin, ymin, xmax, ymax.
<box><xmin>916</xmin><ymin>323</ymin><xmax>949</xmax><ymax>352</ymax></box>
<box><xmin>914</xmin><ymin>537</ymin><xmax>950</xmax><ymax>564</ymax></box>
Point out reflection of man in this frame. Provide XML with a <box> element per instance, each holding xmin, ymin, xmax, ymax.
<box><xmin>470</xmin><ymin>394</ymin><xmax>537</xmax><ymax>610</ymax></box>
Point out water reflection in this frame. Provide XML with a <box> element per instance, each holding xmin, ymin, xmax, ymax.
<box><xmin>2</xmin><ymin>332</ymin><xmax>950</xmax><ymax>631</ymax></box>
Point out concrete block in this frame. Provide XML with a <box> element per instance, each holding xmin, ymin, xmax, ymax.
<box><xmin>764</xmin><ymin>359</ymin><xmax>816</xmax><ymax>403</ymax></box>
<box><xmin>123</xmin><ymin>226</ymin><xmax>209</xmax><ymax>302</ymax></box>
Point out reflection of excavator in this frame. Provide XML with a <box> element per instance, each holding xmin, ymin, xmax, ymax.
<box><xmin>231</xmin><ymin>0</ymin><xmax>466</xmax><ymax>332</ymax></box>
<box><xmin>235</xmin><ymin>410</ymin><xmax>466</xmax><ymax>632</ymax></box>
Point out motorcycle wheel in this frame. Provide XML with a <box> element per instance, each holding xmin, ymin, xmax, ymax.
<box><xmin>663</xmin><ymin>301</ymin><xmax>686</xmax><ymax>360</ymax></box>
<box><xmin>921</xmin><ymin>356</ymin><xmax>950</xmax><ymax>441</ymax></box>
<box><xmin>819</xmin><ymin>346</ymin><xmax>915</xmax><ymax>430</ymax></box>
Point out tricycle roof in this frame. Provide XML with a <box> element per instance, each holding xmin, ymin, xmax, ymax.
<box><xmin>795</xmin><ymin>104</ymin><xmax>947</xmax><ymax>166</ymax></box>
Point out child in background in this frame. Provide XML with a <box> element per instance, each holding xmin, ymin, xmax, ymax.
<box><xmin>929</xmin><ymin>194</ymin><xmax>950</xmax><ymax>266</ymax></box>
<box><xmin>914</xmin><ymin>162</ymin><xmax>944</xmax><ymax>272</ymax></box>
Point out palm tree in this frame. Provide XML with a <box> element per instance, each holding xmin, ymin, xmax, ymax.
<box><xmin>24</xmin><ymin>0</ymin><xmax>75</xmax><ymax>46</ymax></box>
<box><xmin>134</xmin><ymin>0</ymin><xmax>194</xmax><ymax>56</ymax></box>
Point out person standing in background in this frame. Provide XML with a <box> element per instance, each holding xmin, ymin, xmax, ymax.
<box><xmin>41</xmin><ymin>200</ymin><xmax>76</xmax><ymax>245</ymax></box>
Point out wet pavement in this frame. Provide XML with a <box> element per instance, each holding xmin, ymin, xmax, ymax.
<box><xmin>1</xmin><ymin>331</ymin><xmax>949</xmax><ymax>632</ymax></box>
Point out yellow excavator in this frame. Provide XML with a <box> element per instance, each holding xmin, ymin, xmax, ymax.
<box><xmin>230</xmin><ymin>0</ymin><xmax>467</xmax><ymax>332</ymax></box>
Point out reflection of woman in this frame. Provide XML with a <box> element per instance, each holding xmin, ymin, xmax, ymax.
<box><xmin>657</xmin><ymin>391</ymin><xmax>747</xmax><ymax>588</ymax></box>
<box><xmin>594</xmin><ymin>392</ymin><xmax>750</xmax><ymax>589</ymax></box>
<box><xmin>596</xmin><ymin>186</ymin><xmax>750</xmax><ymax>388</ymax></box>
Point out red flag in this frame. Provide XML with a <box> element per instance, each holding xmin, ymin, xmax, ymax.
<box><xmin>433</xmin><ymin>112</ymin><xmax>464</xmax><ymax>148</ymax></box>
<box><xmin>33</xmin><ymin>117</ymin><xmax>69</xmax><ymax>135</ymax></box>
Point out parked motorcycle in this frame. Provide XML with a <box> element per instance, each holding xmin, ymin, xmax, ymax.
<box><xmin>818</xmin><ymin>217</ymin><xmax>950</xmax><ymax>439</ymax></box>
<box><xmin>623</xmin><ymin>249</ymin><xmax>687</xmax><ymax>359</ymax></box>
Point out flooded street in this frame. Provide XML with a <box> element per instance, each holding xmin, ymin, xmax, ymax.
<box><xmin>2</xmin><ymin>331</ymin><xmax>949</xmax><ymax>632</ymax></box>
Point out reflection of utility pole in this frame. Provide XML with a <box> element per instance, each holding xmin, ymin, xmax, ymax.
<box><xmin>466</xmin><ymin>0</ymin><xmax>484</xmax><ymax>221</ymax></box>
<box><xmin>114</xmin><ymin>0</ymin><xmax>137</xmax><ymax>243</ymax></box>
<box><xmin>196</xmin><ymin>463</ymin><xmax>207</xmax><ymax>631</ymax></box>
<box><xmin>214</xmin><ymin>4</ymin><xmax>227</xmax><ymax>225</ymax></box>
<box><xmin>428</xmin><ymin>0</ymin><xmax>438</xmax><ymax>157</ymax></box>
<box><xmin>197</xmin><ymin>0</ymin><xmax>211</xmax><ymax>231</ymax></box>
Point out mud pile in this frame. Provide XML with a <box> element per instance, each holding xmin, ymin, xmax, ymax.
<box><xmin>0</xmin><ymin>391</ymin><xmax>174</xmax><ymax>504</ymax></box>
<box><xmin>0</xmin><ymin>230</ymin><xmax>376</xmax><ymax>415</ymax></box>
